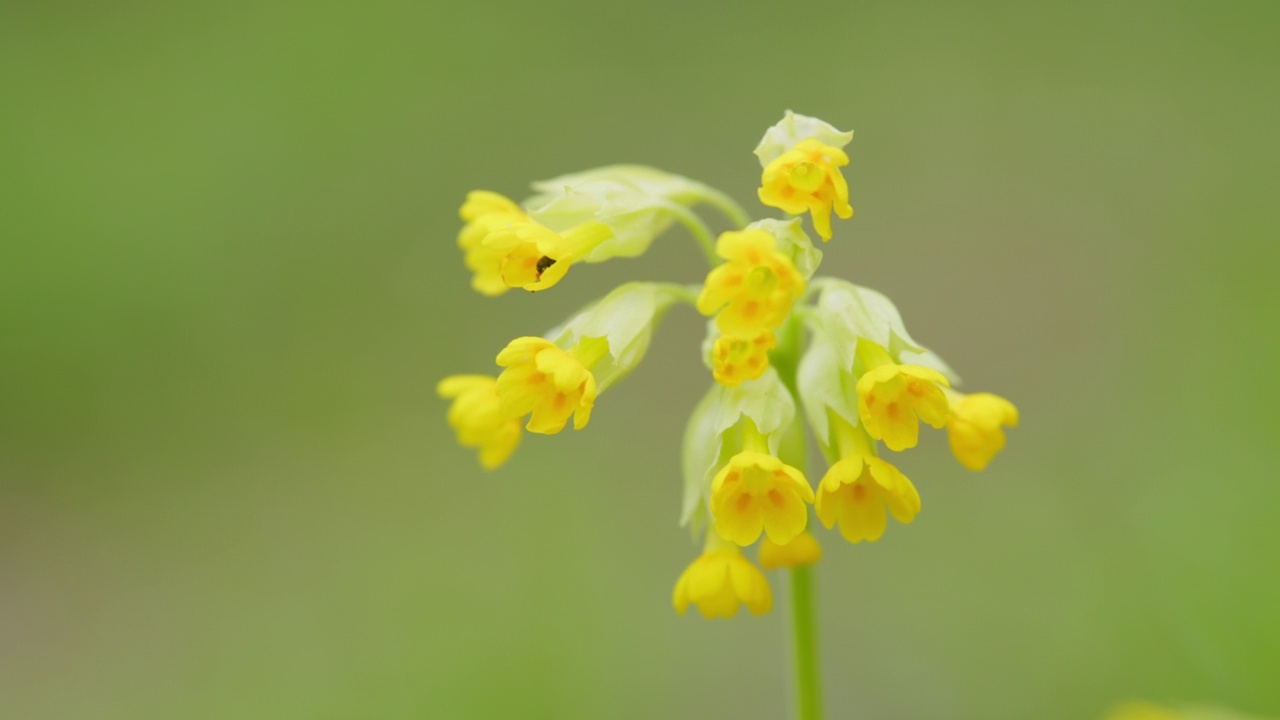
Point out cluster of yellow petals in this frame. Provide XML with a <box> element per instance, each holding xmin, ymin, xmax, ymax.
<box><xmin>856</xmin><ymin>361</ymin><xmax>951</xmax><ymax>452</ymax></box>
<box><xmin>758</xmin><ymin>139</ymin><xmax>853</xmax><ymax>241</ymax></box>
<box><xmin>711</xmin><ymin>450</ymin><xmax>814</xmax><ymax>546</ymax></box>
<box><xmin>711</xmin><ymin>331</ymin><xmax>776</xmax><ymax>387</ymax></box>
<box><xmin>945</xmin><ymin>390</ymin><xmax>1020</xmax><ymax>471</ymax></box>
<box><xmin>672</xmin><ymin>547</ymin><xmax>772</xmax><ymax>619</ymax></box>
<box><xmin>457</xmin><ymin>191</ymin><xmax>528</xmax><ymax>296</ymax></box>
<box><xmin>697</xmin><ymin>229</ymin><xmax>804</xmax><ymax>337</ymax></box>
<box><xmin>437</xmin><ymin>375</ymin><xmax>523</xmax><ymax>469</ymax></box>
<box><xmin>457</xmin><ymin>191</ymin><xmax>614</xmax><ymax>294</ymax></box>
<box><xmin>483</xmin><ymin>220</ymin><xmax>613</xmax><ymax>292</ymax></box>
<box><xmin>759</xmin><ymin>531</ymin><xmax>822</xmax><ymax>570</ymax></box>
<box><xmin>494</xmin><ymin>337</ymin><xmax>602</xmax><ymax>434</ymax></box>
<box><xmin>816</xmin><ymin>452</ymin><xmax>921</xmax><ymax>543</ymax></box>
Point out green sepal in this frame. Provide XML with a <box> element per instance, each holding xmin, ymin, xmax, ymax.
<box><xmin>531</xmin><ymin>165</ymin><xmax>711</xmax><ymax>205</ymax></box>
<box><xmin>795</xmin><ymin>316</ymin><xmax>859</xmax><ymax>462</ymax></box>
<box><xmin>525</xmin><ymin>180</ymin><xmax>682</xmax><ymax>262</ymax></box>
<box><xmin>749</xmin><ymin>217</ymin><xmax>823</xmax><ymax>280</ymax></box>
<box><xmin>547</xmin><ymin>282</ymin><xmax>688</xmax><ymax>392</ymax></box>
<box><xmin>754</xmin><ymin>110</ymin><xmax>854</xmax><ymax>167</ymax></box>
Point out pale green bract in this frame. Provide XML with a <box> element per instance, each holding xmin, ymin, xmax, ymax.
<box><xmin>748</xmin><ymin>217</ymin><xmax>823</xmax><ymax>280</ymax></box>
<box><xmin>795</xmin><ymin>323</ymin><xmax>860</xmax><ymax>460</ymax></box>
<box><xmin>753</xmin><ymin>110</ymin><xmax>854</xmax><ymax>166</ymax></box>
<box><xmin>531</xmin><ymin>164</ymin><xmax>712</xmax><ymax>205</ymax></box>
<box><xmin>680</xmin><ymin>386</ymin><xmax>726</xmax><ymax>535</ymax></box>
<box><xmin>547</xmin><ymin>282</ymin><xmax>686</xmax><ymax>392</ymax></box>
<box><xmin>524</xmin><ymin>180</ymin><xmax>683</xmax><ymax>262</ymax></box>
<box><xmin>814</xmin><ymin>279</ymin><xmax>925</xmax><ymax>361</ymax></box>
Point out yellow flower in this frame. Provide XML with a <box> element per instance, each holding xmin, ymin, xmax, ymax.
<box><xmin>855</xmin><ymin>341</ymin><xmax>950</xmax><ymax>452</ymax></box>
<box><xmin>437</xmin><ymin>374</ymin><xmax>523</xmax><ymax>469</ymax></box>
<box><xmin>494</xmin><ymin>337</ymin><xmax>606</xmax><ymax>434</ymax></box>
<box><xmin>758</xmin><ymin>139</ymin><xmax>853</xmax><ymax>241</ymax></box>
<box><xmin>711</xmin><ymin>331</ymin><xmax>776</xmax><ymax>387</ymax></box>
<box><xmin>710</xmin><ymin>420</ymin><xmax>814</xmax><ymax>546</ymax></box>
<box><xmin>816</xmin><ymin>453</ymin><xmax>920</xmax><ymax>544</ymax></box>
<box><xmin>483</xmin><ymin>219</ymin><xmax>613</xmax><ymax>292</ymax></box>
<box><xmin>759</xmin><ymin>531</ymin><xmax>822</xmax><ymax>570</ymax></box>
<box><xmin>815</xmin><ymin>416</ymin><xmax>921</xmax><ymax>542</ymax></box>
<box><xmin>696</xmin><ymin>229</ymin><xmax>804</xmax><ymax>336</ymax></box>
<box><xmin>945</xmin><ymin>390</ymin><xmax>1019</xmax><ymax>471</ymax></box>
<box><xmin>673</xmin><ymin>547</ymin><xmax>772</xmax><ymax>618</ymax></box>
<box><xmin>457</xmin><ymin>191</ymin><xmax>528</xmax><ymax>296</ymax></box>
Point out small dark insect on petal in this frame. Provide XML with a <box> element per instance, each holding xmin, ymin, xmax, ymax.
<box><xmin>536</xmin><ymin>256</ymin><xmax>556</xmax><ymax>276</ymax></box>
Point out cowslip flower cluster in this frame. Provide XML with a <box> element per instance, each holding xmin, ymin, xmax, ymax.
<box><xmin>440</xmin><ymin>110</ymin><xmax>1018</xmax><ymax>620</ymax></box>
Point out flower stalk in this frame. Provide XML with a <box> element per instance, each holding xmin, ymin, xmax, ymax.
<box><xmin>789</xmin><ymin>564</ymin><xmax>822</xmax><ymax>720</ymax></box>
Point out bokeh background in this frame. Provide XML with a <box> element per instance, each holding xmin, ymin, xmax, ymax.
<box><xmin>3</xmin><ymin>1</ymin><xmax>1278</xmax><ymax>718</ymax></box>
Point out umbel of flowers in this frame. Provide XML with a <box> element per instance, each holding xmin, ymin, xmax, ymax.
<box><xmin>440</xmin><ymin>111</ymin><xmax>1019</xmax><ymax>621</ymax></box>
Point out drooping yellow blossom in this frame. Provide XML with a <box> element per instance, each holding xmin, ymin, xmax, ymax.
<box><xmin>437</xmin><ymin>374</ymin><xmax>523</xmax><ymax>469</ymax></box>
<box><xmin>855</xmin><ymin>341</ymin><xmax>950</xmax><ymax>452</ymax></box>
<box><xmin>759</xmin><ymin>139</ymin><xmax>853</xmax><ymax>241</ymax></box>
<box><xmin>494</xmin><ymin>336</ymin><xmax>607</xmax><ymax>434</ymax></box>
<box><xmin>759</xmin><ymin>530</ymin><xmax>822</xmax><ymax>570</ymax></box>
<box><xmin>483</xmin><ymin>219</ymin><xmax>613</xmax><ymax>292</ymax></box>
<box><xmin>673</xmin><ymin>545</ymin><xmax>772</xmax><ymax>619</ymax></box>
<box><xmin>815</xmin><ymin>415</ymin><xmax>921</xmax><ymax>543</ymax></box>
<box><xmin>696</xmin><ymin>229</ymin><xmax>804</xmax><ymax>336</ymax></box>
<box><xmin>711</xmin><ymin>331</ymin><xmax>776</xmax><ymax>387</ymax></box>
<box><xmin>710</xmin><ymin>419</ymin><xmax>814</xmax><ymax>546</ymax></box>
<box><xmin>944</xmin><ymin>389</ymin><xmax>1019</xmax><ymax>471</ymax></box>
<box><xmin>457</xmin><ymin>191</ymin><xmax>528</xmax><ymax>296</ymax></box>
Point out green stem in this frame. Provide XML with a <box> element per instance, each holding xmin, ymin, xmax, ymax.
<box><xmin>697</xmin><ymin>187</ymin><xmax>753</xmax><ymax>229</ymax></box>
<box><xmin>668</xmin><ymin>204</ymin><xmax>720</xmax><ymax>267</ymax></box>
<box><xmin>789</xmin><ymin>565</ymin><xmax>823</xmax><ymax>720</ymax></box>
<box><xmin>768</xmin><ymin>312</ymin><xmax>823</xmax><ymax>720</ymax></box>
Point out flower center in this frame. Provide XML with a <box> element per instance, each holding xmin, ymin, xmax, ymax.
<box><xmin>740</xmin><ymin>464</ymin><xmax>775</xmax><ymax>493</ymax></box>
<box><xmin>789</xmin><ymin>161</ymin><xmax>825</xmax><ymax>192</ymax></box>
<box><xmin>744</xmin><ymin>266</ymin><xmax>778</xmax><ymax>296</ymax></box>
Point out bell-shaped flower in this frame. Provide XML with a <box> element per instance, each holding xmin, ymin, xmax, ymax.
<box><xmin>710</xmin><ymin>444</ymin><xmax>814</xmax><ymax>546</ymax></box>
<box><xmin>437</xmin><ymin>374</ymin><xmax>522</xmax><ymax>469</ymax></box>
<box><xmin>855</xmin><ymin>339</ymin><xmax>950</xmax><ymax>452</ymax></box>
<box><xmin>456</xmin><ymin>191</ymin><xmax>529</xmax><ymax>296</ymax></box>
<box><xmin>696</xmin><ymin>228</ymin><xmax>804</xmax><ymax>336</ymax></box>
<box><xmin>494</xmin><ymin>337</ymin><xmax>605</xmax><ymax>434</ymax></box>
<box><xmin>945</xmin><ymin>389</ymin><xmax>1019</xmax><ymax>471</ymax></box>
<box><xmin>711</xmin><ymin>330</ymin><xmax>776</xmax><ymax>387</ymax></box>
<box><xmin>759</xmin><ymin>531</ymin><xmax>823</xmax><ymax>570</ymax></box>
<box><xmin>815</xmin><ymin>416</ymin><xmax>921</xmax><ymax>543</ymax></box>
<box><xmin>483</xmin><ymin>219</ymin><xmax>613</xmax><ymax>292</ymax></box>
<box><xmin>816</xmin><ymin>453</ymin><xmax>921</xmax><ymax>543</ymax></box>
<box><xmin>754</xmin><ymin>111</ymin><xmax>855</xmax><ymax>241</ymax></box>
<box><xmin>681</xmin><ymin>368</ymin><xmax>796</xmax><ymax>535</ymax></box>
<box><xmin>673</xmin><ymin>546</ymin><xmax>772</xmax><ymax>619</ymax></box>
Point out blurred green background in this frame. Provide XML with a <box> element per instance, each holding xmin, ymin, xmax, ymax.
<box><xmin>2</xmin><ymin>1</ymin><xmax>1278</xmax><ymax>718</ymax></box>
